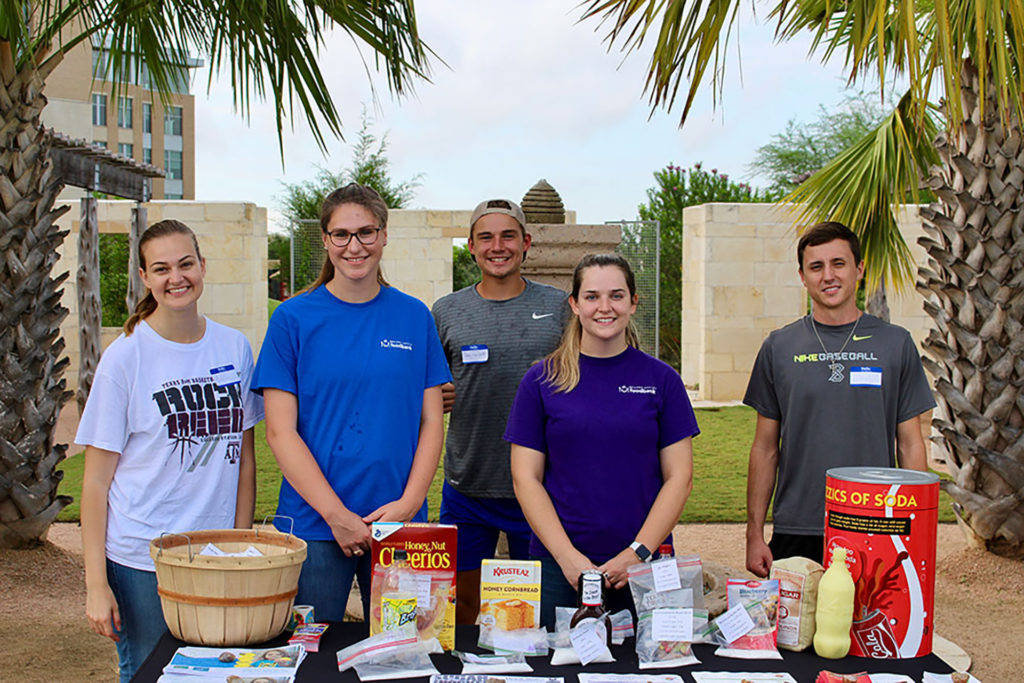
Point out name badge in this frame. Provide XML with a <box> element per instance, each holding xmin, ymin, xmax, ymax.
<box><xmin>210</xmin><ymin>364</ymin><xmax>241</xmax><ymax>387</ymax></box>
<box><xmin>461</xmin><ymin>344</ymin><xmax>489</xmax><ymax>364</ymax></box>
<box><xmin>850</xmin><ymin>366</ymin><xmax>882</xmax><ymax>387</ymax></box>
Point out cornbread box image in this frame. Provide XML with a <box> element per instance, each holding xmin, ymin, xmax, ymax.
<box><xmin>369</xmin><ymin>522</ymin><xmax>457</xmax><ymax>650</ymax></box>
<box><xmin>478</xmin><ymin>559</ymin><xmax>541</xmax><ymax>630</ymax></box>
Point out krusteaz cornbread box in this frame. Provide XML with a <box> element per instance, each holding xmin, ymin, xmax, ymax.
<box><xmin>478</xmin><ymin>559</ymin><xmax>541</xmax><ymax>630</ymax></box>
<box><xmin>369</xmin><ymin>522</ymin><xmax>457</xmax><ymax>649</ymax></box>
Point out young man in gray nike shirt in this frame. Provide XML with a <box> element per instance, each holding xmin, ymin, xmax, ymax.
<box><xmin>743</xmin><ymin>222</ymin><xmax>935</xmax><ymax>576</ymax></box>
<box><xmin>432</xmin><ymin>199</ymin><xmax>569</xmax><ymax>623</ymax></box>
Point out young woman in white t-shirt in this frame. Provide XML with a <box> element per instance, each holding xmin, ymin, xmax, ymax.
<box><xmin>77</xmin><ymin>220</ymin><xmax>263</xmax><ymax>682</ymax></box>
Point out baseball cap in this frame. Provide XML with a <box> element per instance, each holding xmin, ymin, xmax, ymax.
<box><xmin>470</xmin><ymin>198</ymin><xmax>526</xmax><ymax>230</ymax></box>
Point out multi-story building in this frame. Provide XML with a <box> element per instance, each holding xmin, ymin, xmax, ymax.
<box><xmin>43</xmin><ymin>37</ymin><xmax>199</xmax><ymax>200</ymax></box>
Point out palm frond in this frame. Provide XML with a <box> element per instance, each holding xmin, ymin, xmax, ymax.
<box><xmin>578</xmin><ymin>0</ymin><xmax>745</xmax><ymax>126</ymax></box>
<box><xmin>784</xmin><ymin>90</ymin><xmax>941</xmax><ymax>292</ymax></box>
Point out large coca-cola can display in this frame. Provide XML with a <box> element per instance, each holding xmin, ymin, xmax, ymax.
<box><xmin>823</xmin><ymin>466</ymin><xmax>939</xmax><ymax>658</ymax></box>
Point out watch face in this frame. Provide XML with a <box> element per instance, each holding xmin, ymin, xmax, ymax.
<box><xmin>632</xmin><ymin>542</ymin><xmax>650</xmax><ymax>560</ymax></box>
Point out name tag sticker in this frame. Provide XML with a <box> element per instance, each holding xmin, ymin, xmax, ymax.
<box><xmin>850</xmin><ymin>366</ymin><xmax>883</xmax><ymax>387</ymax></box>
<box><xmin>461</xmin><ymin>344</ymin><xmax>489</xmax><ymax>364</ymax></box>
<box><xmin>210</xmin><ymin>364</ymin><xmax>241</xmax><ymax>387</ymax></box>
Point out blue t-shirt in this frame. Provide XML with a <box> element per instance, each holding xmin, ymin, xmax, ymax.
<box><xmin>253</xmin><ymin>285</ymin><xmax>452</xmax><ymax>539</ymax></box>
<box><xmin>503</xmin><ymin>346</ymin><xmax>700</xmax><ymax>563</ymax></box>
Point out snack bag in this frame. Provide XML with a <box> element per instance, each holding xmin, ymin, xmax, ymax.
<box><xmin>369</xmin><ymin>522</ymin><xmax>457</xmax><ymax>650</ymax></box>
<box><xmin>478</xmin><ymin>625</ymin><xmax>550</xmax><ymax>656</ymax></box>
<box><xmin>336</xmin><ymin>624</ymin><xmax>439</xmax><ymax>680</ymax></box>
<box><xmin>634</xmin><ymin>608</ymin><xmax>701</xmax><ymax>669</ymax></box>
<box><xmin>714</xmin><ymin>579</ymin><xmax>782</xmax><ymax>659</ymax></box>
<box><xmin>628</xmin><ymin>555</ymin><xmax>704</xmax><ymax>612</ymax></box>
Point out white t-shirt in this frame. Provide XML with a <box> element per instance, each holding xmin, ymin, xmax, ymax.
<box><xmin>76</xmin><ymin>319</ymin><xmax>264</xmax><ymax>570</ymax></box>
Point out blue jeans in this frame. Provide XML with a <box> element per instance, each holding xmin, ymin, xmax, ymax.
<box><xmin>106</xmin><ymin>560</ymin><xmax>167</xmax><ymax>683</ymax></box>
<box><xmin>297</xmin><ymin>541</ymin><xmax>372</xmax><ymax>622</ymax></box>
<box><xmin>537</xmin><ymin>556</ymin><xmax>637</xmax><ymax>629</ymax></box>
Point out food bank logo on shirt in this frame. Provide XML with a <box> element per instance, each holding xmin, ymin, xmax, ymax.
<box><xmin>792</xmin><ymin>351</ymin><xmax>879</xmax><ymax>363</ymax></box>
<box><xmin>619</xmin><ymin>385</ymin><xmax>657</xmax><ymax>395</ymax></box>
<box><xmin>152</xmin><ymin>376</ymin><xmax>244</xmax><ymax>468</ymax></box>
<box><xmin>380</xmin><ymin>338</ymin><xmax>413</xmax><ymax>351</ymax></box>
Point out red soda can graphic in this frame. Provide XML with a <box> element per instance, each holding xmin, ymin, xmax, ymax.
<box><xmin>823</xmin><ymin>467</ymin><xmax>939</xmax><ymax>658</ymax></box>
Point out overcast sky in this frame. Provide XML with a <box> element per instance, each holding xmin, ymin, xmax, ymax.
<box><xmin>192</xmin><ymin>1</ymin><xmax>866</xmax><ymax>230</ymax></box>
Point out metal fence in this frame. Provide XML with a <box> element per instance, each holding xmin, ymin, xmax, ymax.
<box><xmin>609</xmin><ymin>219</ymin><xmax>660</xmax><ymax>358</ymax></box>
<box><xmin>289</xmin><ymin>219</ymin><xmax>325</xmax><ymax>294</ymax></box>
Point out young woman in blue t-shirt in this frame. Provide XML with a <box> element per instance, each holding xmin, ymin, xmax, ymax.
<box><xmin>254</xmin><ymin>183</ymin><xmax>450</xmax><ymax>622</ymax></box>
<box><xmin>506</xmin><ymin>253</ymin><xmax>698</xmax><ymax>626</ymax></box>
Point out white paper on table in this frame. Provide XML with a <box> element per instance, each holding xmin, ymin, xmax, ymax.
<box><xmin>570</xmin><ymin>624</ymin><xmax>606</xmax><ymax>665</ymax></box>
<box><xmin>650</xmin><ymin>557</ymin><xmax>682</xmax><ymax>592</ymax></box>
<box><xmin>922</xmin><ymin>674</ymin><xmax>981</xmax><ymax>683</ymax></box>
<box><xmin>714</xmin><ymin>603</ymin><xmax>756</xmax><ymax>643</ymax></box>
<box><xmin>691</xmin><ymin>673</ymin><xmax>796</xmax><ymax>682</ymax></box>
<box><xmin>866</xmin><ymin>676</ymin><xmax>914</xmax><ymax>682</ymax></box>
<box><xmin>651</xmin><ymin>607</ymin><xmax>693</xmax><ymax>642</ymax></box>
<box><xmin>578</xmin><ymin>675</ymin><xmax>683</xmax><ymax>683</ymax></box>
<box><xmin>398</xmin><ymin>572</ymin><xmax>433</xmax><ymax>607</ymax></box>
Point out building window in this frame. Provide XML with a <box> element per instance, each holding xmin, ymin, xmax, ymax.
<box><xmin>165</xmin><ymin>193</ymin><xmax>183</xmax><ymax>200</ymax></box>
<box><xmin>164</xmin><ymin>106</ymin><xmax>183</xmax><ymax>136</ymax></box>
<box><xmin>118</xmin><ymin>143</ymin><xmax>133</xmax><ymax>157</ymax></box>
<box><xmin>143</xmin><ymin>147</ymin><xmax>152</xmax><ymax>165</ymax></box>
<box><xmin>142</xmin><ymin>102</ymin><xmax>152</xmax><ymax>133</ymax></box>
<box><xmin>91</xmin><ymin>94</ymin><xmax>107</xmax><ymax>126</ymax></box>
<box><xmin>92</xmin><ymin>140</ymin><xmax>107</xmax><ymax>149</ymax></box>
<box><xmin>164</xmin><ymin>149</ymin><xmax>183</xmax><ymax>179</ymax></box>
<box><xmin>117</xmin><ymin>96</ymin><xmax>133</xmax><ymax>128</ymax></box>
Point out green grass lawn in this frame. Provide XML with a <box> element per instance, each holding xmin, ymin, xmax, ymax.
<box><xmin>56</xmin><ymin>405</ymin><xmax>955</xmax><ymax>524</ymax></box>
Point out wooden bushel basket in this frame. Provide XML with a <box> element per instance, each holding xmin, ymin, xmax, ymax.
<box><xmin>149</xmin><ymin>524</ymin><xmax>307</xmax><ymax>646</ymax></box>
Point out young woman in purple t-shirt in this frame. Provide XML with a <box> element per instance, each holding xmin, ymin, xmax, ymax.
<box><xmin>506</xmin><ymin>254</ymin><xmax>698</xmax><ymax>626</ymax></box>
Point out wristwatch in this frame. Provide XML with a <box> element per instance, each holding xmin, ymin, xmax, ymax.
<box><xmin>629</xmin><ymin>541</ymin><xmax>652</xmax><ymax>563</ymax></box>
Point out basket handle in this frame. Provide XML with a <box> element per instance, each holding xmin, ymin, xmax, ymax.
<box><xmin>156</xmin><ymin>532</ymin><xmax>194</xmax><ymax>562</ymax></box>
<box><xmin>258</xmin><ymin>514</ymin><xmax>295</xmax><ymax>538</ymax></box>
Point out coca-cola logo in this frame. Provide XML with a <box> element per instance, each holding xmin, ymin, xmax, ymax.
<box><xmin>493</xmin><ymin>567</ymin><xmax>531</xmax><ymax>578</ymax></box>
<box><xmin>853</xmin><ymin>612</ymin><xmax>900</xmax><ymax>659</ymax></box>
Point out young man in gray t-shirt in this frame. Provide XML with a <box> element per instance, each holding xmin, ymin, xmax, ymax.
<box><xmin>743</xmin><ymin>221</ymin><xmax>935</xmax><ymax>576</ymax></box>
<box><xmin>432</xmin><ymin>199</ymin><xmax>569</xmax><ymax>623</ymax></box>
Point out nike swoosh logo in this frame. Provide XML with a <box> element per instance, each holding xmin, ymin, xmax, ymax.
<box><xmin>532</xmin><ymin>312</ymin><xmax>554</xmax><ymax>319</ymax></box>
<box><xmin>853</xmin><ymin>335</ymin><xmax>872</xmax><ymax>341</ymax></box>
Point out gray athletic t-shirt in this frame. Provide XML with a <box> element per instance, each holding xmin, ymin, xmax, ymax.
<box><xmin>432</xmin><ymin>279</ymin><xmax>570</xmax><ymax>497</ymax></box>
<box><xmin>743</xmin><ymin>314</ymin><xmax>935</xmax><ymax>535</ymax></box>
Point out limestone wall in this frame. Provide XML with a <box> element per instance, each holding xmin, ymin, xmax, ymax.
<box><xmin>382</xmin><ymin>209</ymin><xmax>468</xmax><ymax>305</ymax></box>
<box><xmin>54</xmin><ymin>200</ymin><xmax>268</xmax><ymax>395</ymax></box>
<box><xmin>682</xmin><ymin>203</ymin><xmax>932</xmax><ymax>401</ymax></box>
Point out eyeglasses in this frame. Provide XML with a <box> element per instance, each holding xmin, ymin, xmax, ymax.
<box><xmin>326</xmin><ymin>226</ymin><xmax>382</xmax><ymax>247</ymax></box>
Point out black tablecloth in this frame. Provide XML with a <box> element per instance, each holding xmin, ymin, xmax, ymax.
<box><xmin>135</xmin><ymin>623</ymin><xmax>953</xmax><ymax>682</ymax></box>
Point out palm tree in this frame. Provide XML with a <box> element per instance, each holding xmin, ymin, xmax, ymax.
<box><xmin>0</xmin><ymin>1</ymin><xmax>431</xmax><ymax>548</ymax></box>
<box><xmin>580</xmin><ymin>0</ymin><xmax>1024</xmax><ymax>557</ymax></box>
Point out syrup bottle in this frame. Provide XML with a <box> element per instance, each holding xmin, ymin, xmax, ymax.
<box><xmin>571</xmin><ymin>569</ymin><xmax>611</xmax><ymax>646</ymax></box>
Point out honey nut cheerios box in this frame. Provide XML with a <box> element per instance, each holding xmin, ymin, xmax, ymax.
<box><xmin>369</xmin><ymin>522</ymin><xmax>457</xmax><ymax>650</ymax></box>
<box><xmin>478</xmin><ymin>559</ymin><xmax>541</xmax><ymax>630</ymax></box>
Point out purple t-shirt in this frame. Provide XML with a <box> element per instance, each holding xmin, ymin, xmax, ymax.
<box><xmin>503</xmin><ymin>346</ymin><xmax>699</xmax><ymax>563</ymax></box>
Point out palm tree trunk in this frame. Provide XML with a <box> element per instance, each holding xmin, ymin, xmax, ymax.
<box><xmin>0</xmin><ymin>55</ymin><xmax>74</xmax><ymax>548</ymax></box>
<box><xmin>917</xmin><ymin>59</ymin><xmax>1024</xmax><ymax>559</ymax></box>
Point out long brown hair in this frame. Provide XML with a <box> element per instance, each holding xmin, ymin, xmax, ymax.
<box><xmin>124</xmin><ymin>220</ymin><xmax>202</xmax><ymax>334</ymax></box>
<box><xmin>542</xmin><ymin>253</ymin><xmax>641</xmax><ymax>393</ymax></box>
<box><xmin>302</xmin><ymin>183</ymin><xmax>390</xmax><ymax>294</ymax></box>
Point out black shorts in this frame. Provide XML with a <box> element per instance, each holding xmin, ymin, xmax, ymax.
<box><xmin>769</xmin><ymin>532</ymin><xmax>825</xmax><ymax>565</ymax></box>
